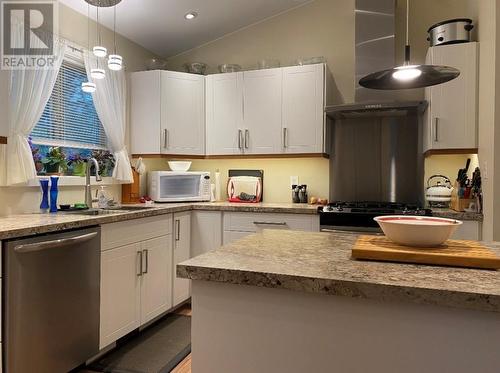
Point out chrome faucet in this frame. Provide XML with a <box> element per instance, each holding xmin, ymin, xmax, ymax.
<box><xmin>85</xmin><ymin>158</ymin><xmax>102</xmax><ymax>208</ymax></box>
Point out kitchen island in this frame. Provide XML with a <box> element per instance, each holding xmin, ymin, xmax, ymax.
<box><xmin>178</xmin><ymin>229</ymin><xmax>500</xmax><ymax>373</ymax></box>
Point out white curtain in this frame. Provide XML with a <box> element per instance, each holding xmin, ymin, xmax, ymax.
<box><xmin>83</xmin><ymin>53</ymin><xmax>133</xmax><ymax>183</ymax></box>
<box><xmin>0</xmin><ymin>22</ymin><xmax>66</xmax><ymax>185</ymax></box>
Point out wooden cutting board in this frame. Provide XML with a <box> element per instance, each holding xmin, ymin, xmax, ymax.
<box><xmin>352</xmin><ymin>235</ymin><xmax>500</xmax><ymax>270</ymax></box>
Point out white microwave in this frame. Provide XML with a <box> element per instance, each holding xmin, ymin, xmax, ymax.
<box><xmin>148</xmin><ymin>171</ymin><xmax>211</xmax><ymax>202</ymax></box>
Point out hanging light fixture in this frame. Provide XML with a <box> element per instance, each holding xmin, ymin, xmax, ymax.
<box><xmin>108</xmin><ymin>5</ymin><xmax>123</xmax><ymax>71</ymax></box>
<box><xmin>92</xmin><ymin>0</ymin><xmax>107</xmax><ymax>58</ymax></box>
<box><xmin>82</xmin><ymin>2</ymin><xmax>96</xmax><ymax>93</ymax></box>
<box><xmin>359</xmin><ymin>0</ymin><xmax>460</xmax><ymax>90</ymax></box>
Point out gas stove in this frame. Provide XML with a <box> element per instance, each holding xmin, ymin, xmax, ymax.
<box><xmin>318</xmin><ymin>201</ymin><xmax>432</xmax><ymax>232</ymax></box>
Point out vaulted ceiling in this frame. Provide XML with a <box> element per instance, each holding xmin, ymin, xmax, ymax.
<box><xmin>60</xmin><ymin>0</ymin><xmax>311</xmax><ymax>57</ymax></box>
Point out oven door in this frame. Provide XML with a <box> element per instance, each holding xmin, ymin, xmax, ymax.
<box><xmin>158</xmin><ymin>174</ymin><xmax>203</xmax><ymax>201</ymax></box>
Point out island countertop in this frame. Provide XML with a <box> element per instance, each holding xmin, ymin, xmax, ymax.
<box><xmin>178</xmin><ymin>229</ymin><xmax>500</xmax><ymax>313</ymax></box>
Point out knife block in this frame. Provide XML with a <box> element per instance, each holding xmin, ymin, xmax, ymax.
<box><xmin>121</xmin><ymin>168</ymin><xmax>140</xmax><ymax>204</ymax></box>
<box><xmin>450</xmin><ymin>182</ymin><xmax>473</xmax><ymax>212</ymax></box>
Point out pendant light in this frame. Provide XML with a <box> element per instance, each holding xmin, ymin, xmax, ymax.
<box><xmin>90</xmin><ymin>1</ymin><xmax>105</xmax><ymax>80</ymax></box>
<box><xmin>82</xmin><ymin>2</ymin><xmax>96</xmax><ymax>93</ymax></box>
<box><xmin>359</xmin><ymin>0</ymin><xmax>460</xmax><ymax>90</ymax></box>
<box><xmin>92</xmin><ymin>1</ymin><xmax>107</xmax><ymax>58</ymax></box>
<box><xmin>108</xmin><ymin>5</ymin><xmax>123</xmax><ymax>71</ymax></box>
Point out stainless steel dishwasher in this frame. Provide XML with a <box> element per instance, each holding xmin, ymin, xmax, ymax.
<box><xmin>4</xmin><ymin>226</ymin><xmax>101</xmax><ymax>373</ymax></box>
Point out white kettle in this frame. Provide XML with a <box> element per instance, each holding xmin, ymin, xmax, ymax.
<box><xmin>426</xmin><ymin>175</ymin><xmax>454</xmax><ymax>208</ymax></box>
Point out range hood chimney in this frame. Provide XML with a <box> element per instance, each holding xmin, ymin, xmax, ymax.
<box><xmin>325</xmin><ymin>0</ymin><xmax>427</xmax><ymax>118</ymax></box>
<box><xmin>355</xmin><ymin>0</ymin><xmax>396</xmax><ymax>102</ymax></box>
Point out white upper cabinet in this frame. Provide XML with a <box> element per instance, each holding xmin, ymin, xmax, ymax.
<box><xmin>133</xmin><ymin>64</ymin><xmax>332</xmax><ymax>156</ymax></box>
<box><xmin>242</xmin><ymin>68</ymin><xmax>283</xmax><ymax>154</ymax></box>
<box><xmin>130</xmin><ymin>70</ymin><xmax>205</xmax><ymax>155</ymax></box>
<box><xmin>130</xmin><ymin>71</ymin><xmax>161</xmax><ymax>154</ymax></box>
<box><xmin>282</xmin><ymin>64</ymin><xmax>325</xmax><ymax>153</ymax></box>
<box><xmin>206</xmin><ymin>73</ymin><xmax>244</xmax><ymax>155</ymax></box>
<box><xmin>424</xmin><ymin>42</ymin><xmax>478</xmax><ymax>152</ymax></box>
<box><xmin>161</xmin><ymin>71</ymin><xmax>205</xmax><ymax>155</ymax></box>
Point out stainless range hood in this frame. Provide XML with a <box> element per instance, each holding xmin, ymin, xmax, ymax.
<box><xmin>325</xmin><ymin>100</ymin><xmax>428</xmax><ymax>119</ymax></box>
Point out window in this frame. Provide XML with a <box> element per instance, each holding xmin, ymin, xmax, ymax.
<box><xmin>29</xmin><ymin>51</ymin><xmax>115</xmax><ymax>178</ymax></box>
<box><xmin>31</xmin><ymin>58</ymin><xmax>107</xmax><ymax>149</ymax></box>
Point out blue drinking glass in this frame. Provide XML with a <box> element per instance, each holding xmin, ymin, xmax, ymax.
<box><xmin>39</xmin><ymin>178</ymin><xmax>49</xmax><ymax>212</ymax></box>
<box><xmin>49</xmin><ymin>176</ymin><xmax>59</xmax><ymax>213</ymax></box>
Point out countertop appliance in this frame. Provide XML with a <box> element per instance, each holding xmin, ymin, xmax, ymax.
<box><xmin>4</xmin><ymin>227</ymin><xmax>101</xmax><ymax>373</ymax></box>
<box><xmin>426</xmin><ymin>175</ymin><xmax>454</xmax><ymax>208</ymax></box>
<box><xmin>318</xmin><ymin>201</ymin><xmax>432</xmax><ymax>233</ymax></box>
<box><xmin>427</xmin><ymin>18</ymin><xmax>473</xmax><ymax>46</ymax></box>
<box><xmin>148</xmin><ymin>171</ymin><xmax>211</xmax><ymax>202</ymax></box>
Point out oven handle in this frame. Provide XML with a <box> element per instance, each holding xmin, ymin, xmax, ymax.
<box><xmin>320</xmin><ymin>227</ymin><xmax>383</xmax><ymax>236</ymax></box>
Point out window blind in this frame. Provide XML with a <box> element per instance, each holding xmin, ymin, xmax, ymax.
<box><xmin>31</xmin><ymin>60</ymin><xmax>107</xmax><ymax>149</ymax></box>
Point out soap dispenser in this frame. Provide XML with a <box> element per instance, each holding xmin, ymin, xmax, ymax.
<box><xmin>97</xmin><ymin>186</ymin><xmax>108</xmax><ymax>209</ymax></box>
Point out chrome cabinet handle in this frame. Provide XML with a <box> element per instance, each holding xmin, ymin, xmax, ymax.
<box><xmin>283</xmin><ymin>127</ymin><xmax>288</xmax><ymax>148</ymax></box>
<box><xmin>238</xmin><ymin>129</ymin><xmax>242</xmax><ymax>149</ymax></box>
<box><xmin>14</xmin><ymin>232</ymin><xmax>98</xmax><ymax>253</ymax></box>
<box><xmin>137</xmin><ymin>251</ymin><xmax>143</xmax><ymax>277</ymax></box>
<box><xmin>253</xmin><ymin>221</ymin><xmax>287</xmax><ymax>226</ymax></box>
<box><xmin>142</xmin><ymin>249</ymin><xmax>148</xmax><ymax>274</ymax></box>
<box><xmin>163</xmin><ymin>129</ymin><xmax>168</xmax><ymax>149</ymax></box>
<box><xmin>244</xmin><ymin>129</ymin><xmax>249</xmax><ymax>149</ymax></box>
<box><xmin>434</xmin><ymin>118</ymin><xmax>439</xmax><ymax>142</ymax></box>
<box><xmin>175</xmin><ymin>219</ymin><xmax>180</xmax><ymax>241</ymax></box>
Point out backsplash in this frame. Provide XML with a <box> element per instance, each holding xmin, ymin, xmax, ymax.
<box><xmin>0</xmin><ymin>184</ymin><xmax>121</xmax><ymax>216</ymax></box>
<box><xmin>136</xmin><ymin>157</ymin><xmax>330</xmax><ymax>204</ymax></box>
<box><xmin>424</xmin><ymin>154</ymin><xmax>479</xmax><ymax>189</ymax></box>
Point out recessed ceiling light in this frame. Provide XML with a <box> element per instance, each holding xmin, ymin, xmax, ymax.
<box><xmin>184</xmin><ymin>12</ymin><xmax>197</xmax><ymax>20</ymax></box>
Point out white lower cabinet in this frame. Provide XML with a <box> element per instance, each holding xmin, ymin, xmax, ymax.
<box><xmin>173</xmin><ymin>211</ymin><xmax>191</xmax><ymax>307</ymax></box>
<box><xmin>223</xmin><ymin>212</ymin><xmax>320</xmax><ymax>245</ymax></box>
<box><xmin>100</xmin><ymin>242</ymin><xmax>142</xmax><ymax>348</ymax></box>
<box><xmin>450</xmin><ymin>220</ymin><xmax>482</xmax><ymax>241</ymax></box>
<box><xmin>100</xmin><ymin>216</ymin><xmax>173</xmax><ymax>349</ymax></box>
<box><xmin>140</xmin><ymin>236</ymin><xmax>173</xmax><ymax>325</ymax></box>
<box><xmin>191</xmin><ymin>211</ymin><xmax>222</xmax><ymax>257</ymax></box>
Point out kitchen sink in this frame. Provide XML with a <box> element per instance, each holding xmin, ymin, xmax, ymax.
<box><xmin>61</xmin><ymin>209</ymin><xmax>121</xmax><ymax>216</ymax></box>
<box><xmin>104</xmin><ymin>206</ymin><xmax>154</xmax><ymax>211</ymax></box>
<box><xmin>61</xmin><ymin>206</ymin><xmax>154</xmax><ymax>216</ymax></box>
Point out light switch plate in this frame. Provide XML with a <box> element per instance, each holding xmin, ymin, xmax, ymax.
<box><xmin>290</xmin><ymin>176</ymin><xmax>299</xmax><ymax>187</ymax></box>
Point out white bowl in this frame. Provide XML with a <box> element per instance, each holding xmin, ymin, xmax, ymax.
<box><xmin>168</xmin><ymin>161</ymin><xmax>192</xmax><ymax>172</ymax></box>
<box><xmin>374</xmin><ymin>215</ymin><xmax>463</xmax><ymax>247</ymax></box>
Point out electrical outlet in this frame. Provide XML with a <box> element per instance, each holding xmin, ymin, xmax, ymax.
<box><xmin>290</xmin><ymin>176</ymin><xmax>299</xmax><ymax>187</ymax></box>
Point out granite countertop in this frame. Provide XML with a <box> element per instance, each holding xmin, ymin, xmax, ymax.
<box><xmin>431</xmin><ymin>208</ymin><xmax>483</xmax><ymax>221</ymax></box>
<box><xmin>178</xmin><ymin>229</ymin><xmax>500</xmax><ymax>313</ymax></box>
<box><xmin>0</xmin><ymin>201</ymin><xmax>482</xmax><ymax>241</ymax></box>
<box><xmin>0</xmin><ymin>202</ymin><xmax>319</xmax><ymax>240</ymax></box>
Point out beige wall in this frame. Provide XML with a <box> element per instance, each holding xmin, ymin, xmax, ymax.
<box><xmin>0</xmin><ymin>3</ymin><xmax>158</xmax><ymax>215</ymax></box>
<box><xmin>167</xmin><ymin>0</ymin><xmax>355</xmax><ymax>103</ymax></box>
<box><xmin>137</xmin><ymin>157</ymin><xmax>330</xmax><ymax>204</ymax></box>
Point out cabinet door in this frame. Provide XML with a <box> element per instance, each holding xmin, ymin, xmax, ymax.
<box><xmin>161</xmin><ymin>71</ymin><xmax>205</xmax><ymax>155</ymax></box>
<box><xmin>282</xmin><ymin>64</ymin><xmax>325</xmax><ymax>153</ymax></box>
<box><xmin>173</xmin><ymin>211</ymin><xmax>192</xmax><ymax>307</ymax></box>
<box><xmin>140</xmin><ymin>235</ymin><xmax>173</xmax><ymax>325</ymax></box>
<box><xmin>100</xmin><ymin>243</ymin><xmax>141</xmax><ymax>348</ymax></box>
<box><xmin>130</xmin><ymin>71</ymin><xmax>161</xmax><ymax>154</ymax></box>
<box><xmin>425</xmin><ymin>43</ymin><xmax>478</xmax><ymax>150</ymax></box>
<box><xmin>191</xmin><ymin>211</ymin><xmax>222</xmax><ymax>257</ymax></box>
<box><xmin>223</xmin><ymin>230</ymin><xmax>253</xmax><ymax>245</ymax></box>
<box><xmin>206</xmin><ymin>73</ymin><xmax>244</xmax><ymax>155</ymax></box>
<box><xmin>242</xmin><ymin>68</ymin><xmax>282</xmax><ymax>154</ymax></box>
